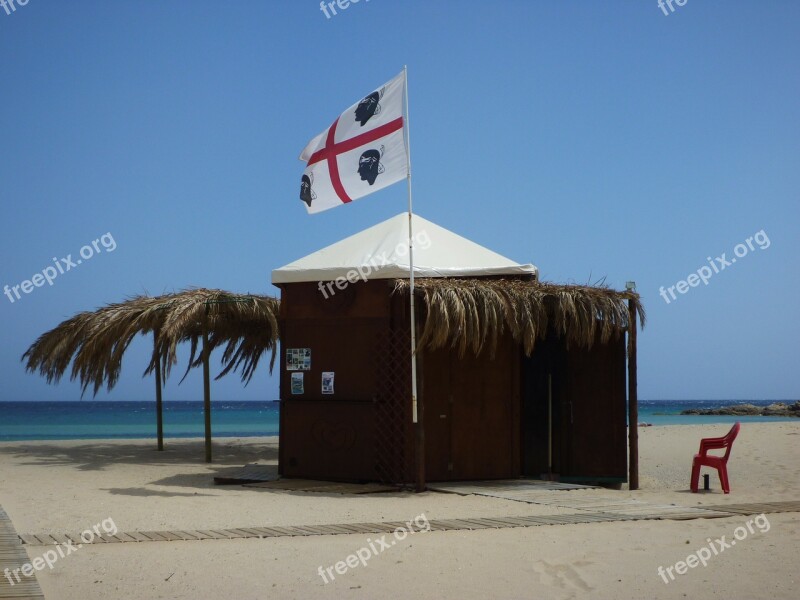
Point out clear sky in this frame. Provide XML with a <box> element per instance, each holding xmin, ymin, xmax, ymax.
<box><xmin>1</xmin><ymin>0</ymin><xmax>798</xmax><ymax>402</ymax></box>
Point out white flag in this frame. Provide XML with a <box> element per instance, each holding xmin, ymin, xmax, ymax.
<box><xmin>298</xmin><ymin>71</ymin><xmax>408</xmax><ymax>214</ymax></box>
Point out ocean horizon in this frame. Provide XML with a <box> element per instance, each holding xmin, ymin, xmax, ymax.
<box><xmin>0</xmin><ymin>399</ymin><xmax>796</xmax><ymax>442</ymax></box>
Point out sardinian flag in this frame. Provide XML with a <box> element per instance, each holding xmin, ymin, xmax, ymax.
<box><xmin>298</xmin><ymin>71</ymin><xmax>408</xmax><ymax>214</ymax></box>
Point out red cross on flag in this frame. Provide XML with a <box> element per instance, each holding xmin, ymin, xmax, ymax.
<box><xmin>298</xmin><ymin>71</ymin><xmax>408</xmax><ymax>214</ymax></box>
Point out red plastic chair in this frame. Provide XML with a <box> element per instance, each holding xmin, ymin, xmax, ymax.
<box><xmin>690</xmin><ymin>422</ymin><xmax>740</xmax><ymax>493</ymax></box>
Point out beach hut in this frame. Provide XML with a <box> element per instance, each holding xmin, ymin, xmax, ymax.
<box><xmin>272</xmin><ymin>214</ymin><xmax>643</xmax><ymax>488</ymax></box>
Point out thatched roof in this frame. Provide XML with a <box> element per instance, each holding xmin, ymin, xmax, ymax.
<box><xmin>393</xmin><ymin>278</ymin><xmax>645</xmax><ymax>358</ymax></box>
<box><xmin>146</xmin><ymin>289</ymin><xmax>280</xmax><ymax>384</ymax></box>
<box><xmin>22</xmin><ymin>289</ymin><xmax>280</xmax><ymax>396</ymax></box>
<box><xmin>23</xmin><ymin>279</ymin><xmax>641</xmax><ymax>395</ymax></box>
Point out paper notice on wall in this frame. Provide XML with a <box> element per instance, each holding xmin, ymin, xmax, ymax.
<box><xmin>291</xmin><ymin>372</ymin><xmax>304</xmax><ymax>395</ymax></box>
<box><xmin>322</xmin><ymin>372</ymin><xmax>334</xmax><ymax>395</ymax></box>
<box><xmin>286</xmin><ymin>348</ymin><xmax>311</xmax><ymax>371</ymax></box>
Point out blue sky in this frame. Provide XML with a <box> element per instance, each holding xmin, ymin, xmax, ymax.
<box><xmin>1</xmin><ymin>0</ymin><xmax>797</xmax><ymax>402</ymax></box>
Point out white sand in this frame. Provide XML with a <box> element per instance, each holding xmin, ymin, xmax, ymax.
<box><xmin>1</xmin><ymin>422</ymin><xmax>798</xmax><ymax>599</ymax></box>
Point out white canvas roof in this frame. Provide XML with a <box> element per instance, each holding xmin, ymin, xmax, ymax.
<box><xmin>272</xmin><ymin>213</ymin><xmax>537</xmax><ymax>284</ymax></box>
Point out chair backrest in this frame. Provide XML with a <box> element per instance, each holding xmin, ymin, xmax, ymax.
<box><xmin>721</xmin><ymin>422</ymin><xmax>741</xmax><ymax>461</ymax></box>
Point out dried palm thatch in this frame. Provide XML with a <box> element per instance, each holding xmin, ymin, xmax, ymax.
<box><xmin>22</xmin><ymin>289</ymin><xmax>280</xmax><ymax>396</ymax></box>
<box><xmin>393</xmin><ymin>278</ymin><xmax>645</xmax><ymax>358</ymax></box>
<box><xmin>142</xmin><ymin>289</ymin><xmax>280</xmax><ymax>385</ymax></box>
<box><xmin>20</xmin><ymin>310</ymin><xmax>98</xmax><ymax>387</ymax></box>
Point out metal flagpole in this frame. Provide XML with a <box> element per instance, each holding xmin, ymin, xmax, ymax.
<box><xmin>403</xmin><ymin>65</ymin><xmax>424</xmax><ymax>492</ymax></box>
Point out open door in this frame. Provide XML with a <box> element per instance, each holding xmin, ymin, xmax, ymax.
<box><xmin>521</xmin><ymin>332</ymin><xmax>627</xmax><ymax>483</ymax></box>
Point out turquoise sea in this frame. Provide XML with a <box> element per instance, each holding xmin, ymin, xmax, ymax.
<box><xmin>0</xmin><ymin>401</ymin><xmax>279</xmax><ymax>442</ymax></box>
<box><xmin>0</xmin><ymin>400</ymin><xmax>796</xmax><ymax>442</ymax></box>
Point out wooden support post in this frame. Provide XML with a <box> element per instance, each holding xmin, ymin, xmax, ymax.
<box><xmin>627</xmin><ymin>298</ymin><xmax>639</xmax><ymax>491</ymax></box>
<box><xmin>202</xmin><ymin>306</ymin><xmax>212</xmax><ymax>463</ymax></box>
<box><xmin>154</xmin><ymin>332</ymin><xmax>164</xmax><ymax>451</ymax></box>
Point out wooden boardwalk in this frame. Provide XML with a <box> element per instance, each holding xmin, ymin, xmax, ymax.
<box><xmin>428</xmin><ymin>479</ymin><xmax>733</xmax><ymax>519</ymax></box>
<box><xmin>17</xmin><ymin>500</ymin><xmax>800</xmax><ymax>547</ymax></box>
<box><xmin>0</xmin><ymin>506</ymin><xmax>45</xmax><ymax>600</ymax></box>
<box><xmin>429</xmin><ymin>480</ymin><xmax>599</xmax><ymax>494</ymax></box>
<box><xmin>244</xmin><ymin>479</ymin><xmax>397</xmax><ymax>494</ymax></box>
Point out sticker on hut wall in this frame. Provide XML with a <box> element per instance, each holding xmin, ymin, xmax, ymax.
<box><xmin>322</xmin><ymin>372</ymin><xmax>334</xmax><ymax>395</ymax></box>
<box><xmin>291</xmin><ymin>372</ymin><xmax>304</xmax><ymax>395</ymax></box>
<box><xmin>286</xmin><ymin>348</ymin><xmax>311</xmax><ymax>371</ymax></box>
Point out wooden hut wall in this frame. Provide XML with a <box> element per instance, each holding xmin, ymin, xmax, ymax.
<box><xmin>278</xmin><ymin>279</ymin><xmax>629</xmax><ymax>485</ymax></box>
<box><xmin>418</xmin><ymin>333</ymin><xmax>519</xmax><ymax>481</ymax></box>
<box><xmin>278</xmin><ymin>280</ymin><xmax>413</xmax><ymax>482</ymax></box>
<box><xmin>559</xmin><ymin>333</ymin><xmax>627</xmax><ymax>481</ymax></box>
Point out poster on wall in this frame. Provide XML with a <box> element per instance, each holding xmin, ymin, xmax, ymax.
<box><xmin>321</xmin><ymin>372</ymin><xmax>334</xmax><ymax>395</ymax></box>
<box><xmin>291</xmin><ymin>372</ymin><xmax>304</xmax><ymax>395</ymax></box>
<box><xmin>286</xmin><ymin>348</ymin><xmax>311</xmax><ymax>371</ymax></box>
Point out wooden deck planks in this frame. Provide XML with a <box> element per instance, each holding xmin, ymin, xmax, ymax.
<box><xmin>428</xmin><ymin>479</ymin><xmax>599</xmax><ymax>496</ymax></box>
<box><xmin>243</xmin><ymin>479</ymin><xmax>398</xmax><ymax>494</ymax></box>
<box><xmin>13</xmin><ymin>500</ymin><xmax>800</xmax><ymax>555</ymax></box>
<box><xmin>703</xmin><ymin>501</ymin><xmax>800</xmax><ymax>515</ymax></box>
<box><xmin>447</xmin><ymin>519</ymin><xmax>494</xmax><ymax>530</ymax></box>
<box><xmin>0</xmin><ymin>505</ymin><xmax>45</xmax><ymax>600</ymax></box>
<box><xmin>424</xmin><ymin>480</ymin><xmax>793</xmax><ymax>525</ymax></box>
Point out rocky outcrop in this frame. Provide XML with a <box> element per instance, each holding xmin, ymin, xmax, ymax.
<box><xmin>681</xmin><ymin>401</ymin><xmax>800</xmax><ymax>417</ymax></box>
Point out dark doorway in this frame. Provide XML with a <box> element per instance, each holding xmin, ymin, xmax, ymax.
<box><xmin>521</xmin><ymin>332</ymin><xmax>628</xmax><ymax>483</ymax></box>
<box><xmin>521</xmin><ymin>333</ymin><xmax>564</xmax><ymax>478</ymax></box>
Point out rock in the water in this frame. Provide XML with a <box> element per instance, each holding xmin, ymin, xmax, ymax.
<box><xmin>680</xmin><ymin>401</ymin><xmax>800</xmax><ymax>417</ymax></box>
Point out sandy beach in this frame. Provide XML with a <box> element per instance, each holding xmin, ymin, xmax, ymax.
<box><xmin>1</xmin><ymin>422</ymin><xmax>798</xmax><ymax>599</ymax></box>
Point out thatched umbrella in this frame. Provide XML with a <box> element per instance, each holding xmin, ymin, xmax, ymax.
<box><xmin>143</xmin><ymin>289</ymin><xmax>280</xmax><ymax>462</ymax></box>
<box><xmin>22</xmin><ymin>289</ymin><xmax>280</xmax><ymax>461</ymax></box>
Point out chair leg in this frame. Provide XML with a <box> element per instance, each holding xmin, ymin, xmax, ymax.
<box><xmin>690</xmin><ymin>460</ymin><xmax>701</xmax><ymax>492</ymax></box>
<box><xmin>719</xmin><ymin>464</ymin><xmax>730</xmax><ymax>494</ymax></box>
